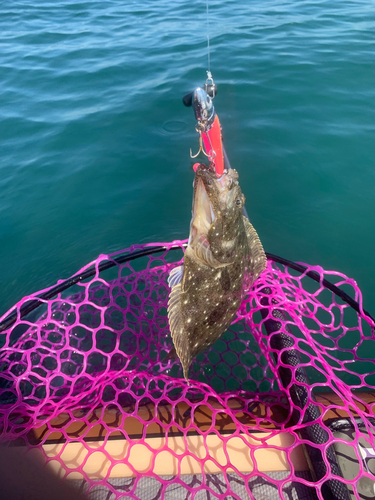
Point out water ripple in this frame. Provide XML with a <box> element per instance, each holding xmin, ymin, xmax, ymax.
<box><xmin>0</xmin><ymin>0</ymin><xmax>375</xmax><ymax>314</ymax></box>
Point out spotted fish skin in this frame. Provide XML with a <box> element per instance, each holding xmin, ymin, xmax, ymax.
<box><xmin>168</xmin><ymin>164</ymin><xmax>266</xmax><ymax>381</ymax></box>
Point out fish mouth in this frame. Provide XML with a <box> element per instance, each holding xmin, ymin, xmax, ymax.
<box><xmin>189</xmin><ymin>177</ymin><xmax>215</xmax><ymax>247</ymax></box>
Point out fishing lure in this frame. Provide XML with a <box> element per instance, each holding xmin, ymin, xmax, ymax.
<box><xmin>183</xmin><ymin>74</ymin><xmax>224</xmax><ymax>176</ymax></box>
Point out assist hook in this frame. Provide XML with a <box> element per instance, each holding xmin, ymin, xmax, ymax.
<box><xmin>190</xmin><ymin>123</ymin><xmax>217</xmax><ymax>162</ymax></box>
<box><xmin>190</xmin><ymin>124</ymin><xmax>208</xmax><ymax>159</ymax></box>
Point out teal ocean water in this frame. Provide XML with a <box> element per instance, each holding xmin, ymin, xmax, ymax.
<box><xmin>1</xmin><ymin>0</ymin><xmax>374</xmax><ymax>317</ymax></box>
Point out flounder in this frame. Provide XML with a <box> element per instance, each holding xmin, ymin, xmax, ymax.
<box><xmin>167</xmin><ymin>164</ymin><xmax>266</xmax><ymax>381</ymax></box>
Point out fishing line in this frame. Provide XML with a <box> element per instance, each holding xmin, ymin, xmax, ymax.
<box><xmin>204</xmin><ymin>0</ymin><xmax>216</xmax><ymax>98</ymax></box>
<box><xmin>206</xmin><ymin>0</ymin><xmax>210</xmax><ymax>73</ymax></box>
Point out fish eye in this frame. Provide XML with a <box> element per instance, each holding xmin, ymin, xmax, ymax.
<box><xmin>236</xmin><ymin>199</ymin><xmax>241</xmax><ymax>206</ymax></box>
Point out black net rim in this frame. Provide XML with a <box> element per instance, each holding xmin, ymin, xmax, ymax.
<box><xmin>0</xmin><ymin>245</ymin><xmax>373</xmax><ymax>333</ymax></box>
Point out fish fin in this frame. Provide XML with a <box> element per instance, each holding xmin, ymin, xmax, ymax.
<box><xmin>162</xmin><ymin>345</ymin><xmax>178</xmax><ymax>364</ymax></box>
<box><xmin>168</xmin><ymin>265</ymin><xmax>183</xmax><ymax>288</ymax></box>
<box><xmin>243</xmin><ymin>216</ymin><xmax>267</xmax><ymax>283</ymax></box>
<box><xmin>167</xmin><ymin>284</ymin><xmax>191</xmax><ymax>382</ymax></box>
<box><xmin>194</xmin><ymin>238</ymin><xmax>230</xmax><ymax>268</ymax></box>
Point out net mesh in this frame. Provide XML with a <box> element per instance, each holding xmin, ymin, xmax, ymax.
<box><xmin>0</xmin><ymin>239</ymin><xmax>374</xmax><ymax>500</ymax></box>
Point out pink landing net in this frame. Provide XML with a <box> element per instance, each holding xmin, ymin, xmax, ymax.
<box><xmin>0</xmin><ymin>239</ymin><xmax>375</xmax><ymax>500</ymax></box>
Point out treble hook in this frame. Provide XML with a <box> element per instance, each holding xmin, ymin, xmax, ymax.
<box><xmin>190</xmin><ymin>128</ymin><xmax>209</xmax><ymax>158</ymax></box>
